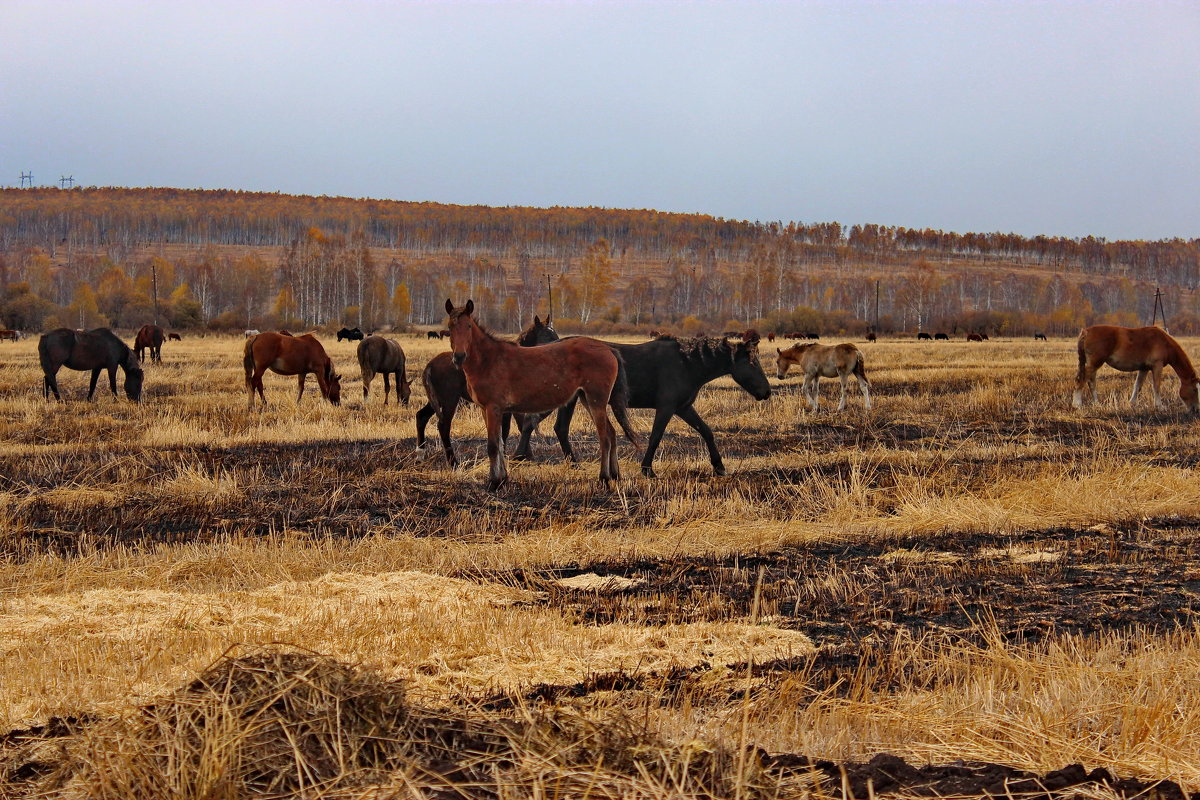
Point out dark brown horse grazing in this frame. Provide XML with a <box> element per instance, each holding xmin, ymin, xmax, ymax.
<box><xmin>445</xmin><ymin>299</ymin><xmax>630</xmax><ymax>490</ymax></box>
<box><xmin>1074</xmin><ymin>325</ymin><xmax>1199</xmax><ymax>412</ymax></box>
<box><xmin>168</xmin><ymin>332</ymin><xmax>182</xmax><ymax>341</ymax></box>
<box><xmin>134</xmin><ymin>324</ymin><xmax>165</xmax><ymax>363</ymax></box>
<box><xmin>244</xmin><ymin>332</ymin><xmax>342</xmax><ymax>408</ymax></box>
<box><xmin>0</xmin><ymin>329</ymin><xmax>19</xmax><ymax>341</ymax></box>
<box><xmin>357</xmin><ymin>335</ymin><xmax>411</xmax><ymax>405</ymax></box>
<box><xmin>40</xmin><ymin>328</ymin><xmax>144</xmax><ymax>402</ymax></box>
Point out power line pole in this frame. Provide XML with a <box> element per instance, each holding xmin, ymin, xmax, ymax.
<box><xmin>874</xmin><ymin>279</ymin><xmax>880</xmax><ymax>330</ymax></box>
<box><xmin>545</xmin><ymin>273</ymin><xmax>553</xmax><ymax>322</ymax></box>
<box><xmin>152</xmin><ymin>262</ymin><xmax>160</xmax><ymax>326</ymax></box>
<box><xmin>1151</xmin><ymin>286</ymin><xmax>1167</xmax><ymax>330</ymax></box>
<box><xmin>19</xmin><ymin>172</ymin><xmax>33</xmax><ymax>188</ymax></box>
<box><xmin>58</xmin><ymin>175</ymin><xmax>74</xmax><ymax>189</ymax></box>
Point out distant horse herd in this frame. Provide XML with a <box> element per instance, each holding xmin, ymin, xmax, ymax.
<box><xmin>15</xmin><ymin>310</ymin><xmax>1199</xmax><ymax>489</ymax></box>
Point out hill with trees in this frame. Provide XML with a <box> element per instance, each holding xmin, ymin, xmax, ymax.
<box><xmin>1</xmin><ymin>186</ymin><xmax>1197</xmax><ymax>336</ymax></box>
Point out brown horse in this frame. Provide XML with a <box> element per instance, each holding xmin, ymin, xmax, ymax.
<box><xmin>445</xmin><ymin>299</ymin><xmax>627</xmax><ymax>490</ymax></box>
<box><xmin>39</xmin><ymin>328</ymin><xmax>144</xmax><ymax>402</ymax></box>
<box><xmin>135</xmin><ymin>324</ymin><xmax>165</xmax><ymax>363</ymax></box>
<box><xmin>244</xmin><ymin>331</ymin><xmax>342</xmax><ymax>408</ymax></box>
<box><xmin>357</xmin><ymin>335</ymin><xmax>411</xmax><ymax>405</ymax></box>
<box><xmin>777</xmin><ymin>342</ymin><xmax>871</xmax><ymax>412</ymax></box>
<box><xmin>168</xmin><ymin>332</ymin><xmax>182</xmax><ymax>341</ymax></box>
<box><xmin>0</xmin><ymin>329</ymin><xmax>19</xmax><ymax>341</ymax></box>
<box><xmin>1074</xmin><ymin>325</ymin><xmax>1199</xmax><ymax>412</ymax></box>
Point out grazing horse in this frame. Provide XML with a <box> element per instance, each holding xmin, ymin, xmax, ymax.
<box><xmin>40</xmin><ymin>328</ymin><xmax>144</xmax><ymax>402</ymax></box>
<box><xmin>134</xmin><ymin>324</ymin><xmax>165</xmax><ymax>363</ymax></box>
<box><xmin>525</xmin><ymin>334</ymin><xmax>770</xmax><ymax>477</ymax></box>
<box><xmin>966</xmin><ymin>333</ymin><xmax>983</xmax><ymax>342</ymax></box>
<box><xmin>917</xmin><ymin>332</ymin><xmax>932</xmax><ymax>340</ymax></box>
<box><xmin>426</xmin><ymin>330</ymin><xmax>443</xmax><ymax>340</ymax></box>
<box><xmin>357</xmin><ymin>335</ymin><xmax>411</xmax><ymax>405</ymax></box>
<box><xmin>1073</xmin><ymin>325</ymin><xmax>1199</xmax><ymax>412</ymax></box>
<box><xmin>776</xmin><ymin>342</ymin><xmax>871</xmax><ymax>412</ymax></box>
<box><xmin>935</xmin><ymin>332</ymin><xmax>950</xmax><ymax>341</ymax></box>
<box><xmin>244</xmin><ymin>331</ymin><xmax>342</xmax><ymax>408</ymax></box>
<box><xmin>0</xmin><ymin>329</ymin><xmax>19</xmax><ymax>342</ymax></box>
<box><xmin>1034</xmin><ymin>332</ymin><xmax>1047</xmax><ymax>341</ymax></box>
<box><xmin>168</xmin><ymin>332</ymin><xmax>182</xmax><ymax>341</ymax></box>
<box><xmin>336</xmin><ymin>327</ymin><xmax>364</xmax><ymax>342</ymax></box>
<box><xmin>445</xmin><ymin>299</ymin><xmax>630</xmax><ymax>490</ymax></box>
<box><xmin>866</xmin><ymin>332</ymin><xmax>877</xmax><ymax>342</ymax></box>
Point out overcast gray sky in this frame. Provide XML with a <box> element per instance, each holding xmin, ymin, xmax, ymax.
<box><xmin>3</xmin><ymin>1</ymin><xmax>1197</xmax><ymax>240</ymax></box>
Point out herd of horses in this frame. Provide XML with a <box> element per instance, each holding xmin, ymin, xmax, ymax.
<box><xmin>21</xmin><ymin>306</ymin><xmax>1200</xmax><ymax>490</ymax></box>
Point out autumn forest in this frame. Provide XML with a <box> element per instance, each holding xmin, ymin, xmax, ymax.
<box><xmin>1</xmin><ymin>186</ymin><xmax>1198</xmax><ymax>336</ymax></box>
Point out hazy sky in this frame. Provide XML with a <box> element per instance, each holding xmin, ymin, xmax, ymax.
<box><xmin>3</xmin><ymin>1</ymin><xmax>1198</xmax><ymax>240</ymax></box>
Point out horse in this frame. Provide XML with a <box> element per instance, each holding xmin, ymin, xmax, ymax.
<box><xmin>244</xmin><ymin>329</ymin><xmax>260</xmax><ymax>338</ymax></box>
<box><xmin>39</xmin><ymin>328</ymin><xmax>144</xmax><ymax>402</ymax></box>
<box><xmin>804</xmin><ymin>332</ymin><xmax>820</xmax><ymax>340</ymax></box>
<box><xmin>134</xmin><ymin>324</ymin><xmax>165</xmax><ymax>363</ymax></box>
<box><xmin>357</xmin><ymin>335</ymin><xmax>411</xmax><ymax>405</ymax></box>
<box><xmin>336</xmin><ymin>327</ymin><xmax>364</xmax><ymax>342</ymax></box>
<box><xmin>917</xmin><ymin>332</ymin><xmax>932</xmax><ymax>340</ymax></box>
<box><xmin>935</xmin><ymin>332</ymin><xmax>950</xmax><ymax>341</ymax></box>
<box><xmin>244</xmin><ymin>331</ymin><xmax>342</xmax><ymax>408</ymax></box>
<box><xmin>866</xmin><ymin>332</ymin><xmax>877</xmax><ymax>342</ymax></box>
<box><xmin>1034</xmin><ymin>332</ymin><xmax>1047</xmax><ymax>341</ymax></box>
<box><xmin>444</xmin><ymin>299</ymin><xmax>630</xmax><ymax>490</ymax></box>
<box><xmin>776</xmin><ymin>342</ymin><xmax>871</xmax><ymax>412</ymax></box>
<box><xmin>0</xmin><ymin>329</ymin><xmax>19</xmax><ymax>342</ymax></box>
<box><xmin>766</xmin><ymin>332</ymin><xmax>776</xmax><ymax>342</ymax></box>
<box><xmin>966</xmin><ymin>333</ymin><xmax>983</xmax><ymax>342</ymax></box>
<box><xmin>426</xmin><ymin>330</ymin><xmax>443</xmax><ymax>340</ymax></box>
<box><xmin>520</xmin><ymin>333</ymin><xmax>770</xmax><ymax>478</ymax></box>
<box><xmin>415</xmin><ymin>315</ymin><xmax>575</xmax><ymax>466</ymax></box>
<box><xmin>1073</xmin><ymin>325</ymin><xmax>1199</xmax><ymax>412</ymax></box>
<box><xmin>168</xmin><ymin>332</ymin><xmax>182</xmax><ymax>341</ymax></box>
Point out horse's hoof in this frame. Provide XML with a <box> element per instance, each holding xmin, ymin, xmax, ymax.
<box><xmin>713</xmin><ymin>466</ymin><xmax>727</xmax><ymax>477</ymax></box>
<box><xmin>642</xmin><ymin>466</ymin><xmax>657</xmax><ymax>478</ymax></box>
<box><xmin>510</xmin><ymin>452</ymin><xmax>529</xmax><ymax>463</ymax></box>
<box><xmin>486</xmin><ymin>478</ymin><xmax>508</xmax><ymax>491</ymax></box>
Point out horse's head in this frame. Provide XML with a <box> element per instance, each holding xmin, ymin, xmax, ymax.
<box><xmin>399</xmin><ymin>373</ymin><xmax>412</xmax><ymax>405</ymax></box>
<box><xmin>732</xmin><ymin>340</ymin><xmax>771</xmax><ymax>401</ymax></box>
<box><xmin>445</xmin><ymin>298</ymin><xmax>477</xmax><ymax>366</ymax></box>
<box><xmin>124</xmin><ymin>364</ymin><xmax>145</xmax><ymax>402</ymax></box>
<box><xmin>1183</xmin><ymin>380</ymin><xmax>1200</xmax><ymax>413</ymax></box>
<box><xmin>775</xmin><ymin>344</ymin><xmax>813</xmax><ymax>379</ymax></box>
<box><xmin>517</xmin><ymin>314</ymin><xmax>559</xmax><ymax>347</ymax></box>
<box><xmin>324</xmin><ymin>362</ymin><xmax>342</xmax><ymax>406</ymax></box>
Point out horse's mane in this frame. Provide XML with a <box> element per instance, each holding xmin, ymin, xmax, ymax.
<box><xmin>1167</xmin><ymin>334</ymin><xmax>1199</xmax><ymax>382</ymax></box>
<box><xmin>668</xmin><ymin>335</ymin><xmax>735</xmax><ymax>364</ymax></box>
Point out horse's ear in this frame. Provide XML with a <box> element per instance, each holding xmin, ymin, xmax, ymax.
<box><xmin>445</xmin><ymin>298</ymin><xmax>455</xmax><ymax>315</ymax></box>
<box><xmin>464</xmin><ymin>299</ymin><xmax>474</xmax><ymax>316</ymax></box>
<box><xmin>534</xmin><ymin>315</ymin><xmax>542</xmax><ymax>326</ymax></box>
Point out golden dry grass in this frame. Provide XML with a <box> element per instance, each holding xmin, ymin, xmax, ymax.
<box><xmin>2</xmin><ymin>331</ymin><xmax>1199</xmax><ymax>797</ymax></box>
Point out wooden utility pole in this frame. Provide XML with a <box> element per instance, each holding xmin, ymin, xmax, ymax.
<box><xmin>1151</xmin><ymin>287</ymin><xmax>1167</xmax><ymax>330</ymax></box>
<box><xmin>545</xmin><ymin>273</ymin><xmax>553</xmax><ymax>322</ymax></box>
<box><xmin>874</xmin><ymin>279</ymin><xmax>880</xmax><ymax>330</ymax></box>
<box><xmin>151</xmin><ymin>262</ymin><xmax>160</xmax><ymax>325</ymax></box>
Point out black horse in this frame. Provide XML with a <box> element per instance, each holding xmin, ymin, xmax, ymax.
<box><xmin>515</xmin><ymin>334</ymin><xmax>770</xmax><ymax>477</ymax></box>
<box><xmin>337</xmin><ymin>327</ymin><xmax>364</xmax><ymax>342</ymax></box>
<box><xmin>426</xmin><ymin>330</ymin><xmax>443</xmax><ymax>340</ymax></box>
<box><xmin>415</xmin><ymin>316</ymin><xmax>560</xmax><ymax>466</ymax></box>
<box><xmin>1034</xmin><ymin>332</ymin><xmax>1048</xmax><ymax>341</ymax></box>
<box><xmin>40</xmin><ymin>328</ymin><xmax>144</xmax><ymax>402</ymax></box>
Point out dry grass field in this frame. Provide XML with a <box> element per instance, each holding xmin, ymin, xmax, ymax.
<box><xmin>2</xmin><ymin>331</ymin><xmax>1200</xmax><ymax>798</ymax></box>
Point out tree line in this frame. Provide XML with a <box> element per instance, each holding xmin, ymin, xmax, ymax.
<box><xmin>1</xmin><ymin>187</ymin><xmax>1198</xmax><ymax>336</ymax></box>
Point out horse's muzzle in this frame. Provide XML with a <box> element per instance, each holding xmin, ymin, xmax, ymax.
<box><xmin>452</xmin><ymin>352</ymin><xmax>466</xmax><ymax>367</ymax></box>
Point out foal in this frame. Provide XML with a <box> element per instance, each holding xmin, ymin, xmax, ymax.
<box><xmin>776</xmin><ymin>342</ymin><xmax>871</xmax><ymax>412</ymax></box>
<box><xmin>1074</xmin><ymin>325</ymin><xmax>1199</xmax><ymax>412</ymax></box>
<box><xmin>445</xmin><ymin>299</ymin><xmax>626</xmax><ymax>490</ymax></box>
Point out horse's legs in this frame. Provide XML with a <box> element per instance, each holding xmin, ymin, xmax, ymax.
<box><xmin>252</xmin><ymin>367</ymin><xmax>269</xmax><ymax>408</ymax></box>
<box><xmin>676</xmin><ymin>403</ymin><xmax>725</xmax><ymax>476</ymax></box>
<box><xmin>837</xmin><ymin>374</ymin><xmax>849</xmax><ymax>412</ymax></box>
<box><xmin>296</xmin><ymin>374</ymin><xmax>306</xmax><ymax>403</ymax></box>
<box><xmin>1130</xmin><ymin>369</ymin><xmax>1147</xmax><ymax>405</ymax></box>
<box><xmin>107</xmin><ymin>366</ymin><xmax>118</xmax><ymax>398</ymax></box>
<box><xmin>44</xmin><ymin>368</ymin><xmax>62</xmax><ymax>401</ymax></box>
<box><xmin>87</xmin><ymin>368</ymin><xmax>101</xmax><ymax>401</ymax></box>
<box><xmin>584</xmin><ymin>395</ymin><xmax>617</xmax><ymax>483</ymax></box>
<box><xmin>415</xmin><ymin>403</ymin><xmax>434</xmax><ymax>450</ymax></box>
<box><xmin>805</xmin><ymin>376</ymin><xmax>820</xmax><ymax>412</ymax></box>
<box><xmin>362</xmin><ymin>370</ymin><xmax>373</xmax><ymax>403</ymax></box>
<box><xmin>383</xmin><ymin>373</ymin><xmax>391</xmax><ymax>405</ymax></box>
<box><xmin>856</xmin><ymin>371</ymin><xmax>872</xmax><ymax>410</ymax></box>
<box><xmin>438</xmin><ymin>398</ymin><xmax>460</xmax><ymax>467</ymax></box>
<box><xmin>484</xmin><ymin>406</ymin><xmax>508</xmax><ymax>490</ymax></box>
<box><xmin>553</xmin><ymin>398</ymin><xmax>580</xmax><ymax>463</ymax></box>
<box><xmin>1151</xmin><ymin>364</ymin><xmax>1165</xmax><ymax>408</ymax></box>
<box><xmin>640</xmin><ymin>405</ymin><xmax>676</xmax><ymax>478</ymax></box>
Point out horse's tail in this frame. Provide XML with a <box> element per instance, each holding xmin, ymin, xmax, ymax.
<box><xmin>421</xmin><ymin>363</ymin><xmax>443</xmax><ymax>419</ymax></box>
<box><xmin>1076</xmin><ymin>328</ymin><xmax>1088</xmax><ymax>380</ymax></box>
<box><xmin>609</xmin><ymin>352</ymin><xmax>641</xmax><ymax>448</ymax></box>
<box><xmin>853</xmin><ymin>348</ymin><xmax>870</xmax><ymax>385</ymax></box>
<box><xmin>243</xmin><ymin>335</ymin><xmax>258</xmax><ymax>387</ymax></box>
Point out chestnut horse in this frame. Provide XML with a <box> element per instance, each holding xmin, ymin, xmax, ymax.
<box><xmin>1074</xmin><ymin>325</ymin><xmax>1199</xmax><ymax>412</ymax></box>
<box><xmin>244</xmin><ymin>331</ymin><xmax>342</xmax><ymax>408</ymax></box>
<box><xmin>134</xmin><ymin>324</ymin><xmax>165</xmax><ymax>363</ymax></box>
<box><xmin>777</xmin><ymin>342</ymin><xmax>871</xmax><ymax>412</ymax></box>
<box><xmin>445</xmin><ymin>299</ymin><xmax>629</xmax><ymax>490</ymax></box>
